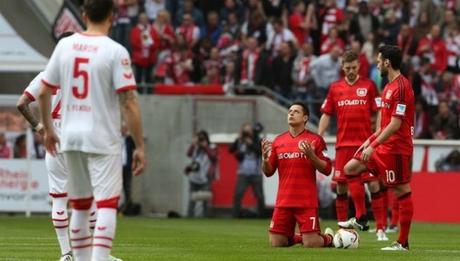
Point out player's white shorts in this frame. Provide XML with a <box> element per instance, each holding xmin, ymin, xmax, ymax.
<box><xmin>45</xmin><ymin>153</ymin><xmax>68</xmax><ymax>196</ymax></box>
<box><xmin>64</xmin><ymin>151</ymin><xmax>122</xmax><ymax>202</ymax></box>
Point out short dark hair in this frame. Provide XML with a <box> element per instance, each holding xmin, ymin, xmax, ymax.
<box><xmin>342</xmin><ymin>51</ymin><xmax>359</xmax><ymax>63</ymax></box>
<box><xmin>378</xmin><ymin>45</ymin><xmax>402</xmax><ymax>70</ymax></box>
<box><xmin>83</xmin><ymin>0</ymin><xmax>114</xmax><ymax>23</ymax></box>
<box><xmin>290</xmin><ymin>101</ymin><xmax>310</xmax><ymax>117</ymax></box>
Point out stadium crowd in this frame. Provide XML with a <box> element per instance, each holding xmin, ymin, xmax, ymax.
<box><xmin>48</xmin><ymin>0</ymin><xmax>460</xmax><ymax>138</ymax></box>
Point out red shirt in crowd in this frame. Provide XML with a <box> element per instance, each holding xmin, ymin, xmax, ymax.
<box><xmin>321</xmin><ymin>77</ymin><xmax>379</xmax><ymax>148</ymax></box>
<box><xmin>268</xmin><ymin>130</ymin><xmax>332</xmax><ymax>208</ymax></box>
<box><xmin>378</xmin><ymin>75</ymin><xmax>415</xmax><ymax>156</ymax></box>
<box><xmin>416</xmin><ymin>35</ymin><xmax>448</xmax><ymax>73</ymax></box>
<box><xmin>289</xmin><ymin>12</ymin><xmax>307</xmax><ymax>45</ymax></box>
<box><xmin>130</xmin><ymin>24</ymin><xmax>159</xmax><ymax>67</ymax></box>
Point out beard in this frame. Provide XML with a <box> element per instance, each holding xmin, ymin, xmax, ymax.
<box><xmin>380</xmin><ymin>67</ymin><xmax>389</xmax><ymax>77</ymax></box>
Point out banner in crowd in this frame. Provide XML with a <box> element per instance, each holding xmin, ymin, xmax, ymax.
<box><xmin>0</xmin><ymin>159</ymin><xmax>49</xmax><ymax>212</ymax></box>
<box><xmin>51</xmin><ymin>0</ymin><xmax>85</xmax><ymax>42</ymax></box>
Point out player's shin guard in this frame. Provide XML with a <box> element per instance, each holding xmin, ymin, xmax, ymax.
<box><xmin>51</xmin><ymin>194</ymin><xmax>71</xmax><ymax>255</ymax></box>
<box><xmin>370</xmin><ymin>192</ymin><xmax>385</xmax><ymax>230</ymax></box>
<box><xmin>348</xmin><ymin>178</ymin><xmax>366</xmax><ymax>219</ymax></box>
<box><xmin>397</xmin><ymin>192</ymin><xmax>413</xmax><ymax>247</ymax></box>
<box><xmin>335</xmin><ymin>194</ymin><xmax>349</xmax><ymax>222</ymax></box>
<box><xmin>89</xmin><ymin>200</ymin><xmax>97</xmax><ymax>234</ymax></box>
<box><xmin>70</xmin><ymin>198</ymin><xmax>93</xmax><ymax>260</ymax></box>
<box><xmin>92</xmin><ymin>197</ymin><xmax>119</xmax><ymax>261</ymax></box>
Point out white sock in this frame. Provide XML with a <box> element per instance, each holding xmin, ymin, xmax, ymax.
<box><xmin>70</xmin><ymin>209</ymin><xmax>92</xmax><ymax>260</ymax></box>
<box><xmin>92</xmin><ymin>208</ymin><xmax>117</xmax><ymax>261</ymax></box>
<box><xmin>89</xmin><ymin>200</ymin><xmax>97</xmax><ymax>234</ymax></box>
<box><xmin>52</xmin><ymin>197</ymin><xmax>71</xmax><ymax>255</ymax></box>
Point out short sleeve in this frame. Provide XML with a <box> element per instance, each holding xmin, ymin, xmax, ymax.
<box><xmin>24</xmin><ymin>72</ymin><xmax>44</xmax><ymax>101</ymax></box>
<box><xmin>391</xmin><ymin>81</ymin><xmax>409</xmax><ymax>119</ymax></box>
<box><xmin>113</xmin><ymin>46</ymin><xmax>137</xmax><ymax>93</ymax></box>
<box><xmin>268</xmin><ymin>139</ymin><xmax>278</xmax><ymax>170</ymax></box>
<box><xmin>42</xmin><ymin>43</ymin><xmax>62</xmax><ymax>90</ymax></box>
<box><xmin>321</xmin><ymin>87</ymin><xmax>335</xmax><ymax>115</ymax></box>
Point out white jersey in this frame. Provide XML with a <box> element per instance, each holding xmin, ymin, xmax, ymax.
<box><xmin>41</xmin><ymin>33</ymin><xmax>137</xmax><ymax>154</ymax></box>
<box><xmin>24</xmin><ymin>72</ymin><xmax>62</xmax><ymax>137</ymax></box>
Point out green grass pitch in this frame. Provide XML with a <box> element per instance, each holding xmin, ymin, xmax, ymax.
<box><xmin>0</xmin><ymin>216</ymin><xmax>459</xmax><ymax>260</ymax></box>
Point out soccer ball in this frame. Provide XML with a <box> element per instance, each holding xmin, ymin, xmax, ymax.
<box><xmin>333</xmin><ymin>229</ymin><xmax>360</xmax><ymax>249</ymax></box>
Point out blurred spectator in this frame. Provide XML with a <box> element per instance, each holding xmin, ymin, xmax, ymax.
<box><xmin>310</xmin><ymin>46</ymin><xmax>342</xmax><ymax>100</ymax></box>
<box><xmin>350</xmin><ymin>40</ymin><xmax>370</xmax><ymax>77</ymax></box>
<box><xmin>144</xmin><ymin>0</ymin><xmax>165</xmax><ymax>23</ymax></box>
<box><xmin>223</xmin><ymin>61</ymin><xmax>237</xmax><ymax>93</ymax></box>
<box><xmin>175</xmin><ymin>0</ymin><xmax>205</xmax><ymax>29</ymax></box>
<box><xmin>319</xmin><ymin>0</ymin><xmax>345</xmax><ymax>42</ymax></box>
<box><xmin>0</xmin><ymin>132</ymin><xmax>12</xmax><ymax>159</ymax></box>
<box><xmin>185</xmin><ymin>130</ymin><xmax>217</xmax><ymax>218</ymax></box>
<box><xmin>266</xmin><ymin>18</ymin><xmax>296</xmax><ymax>58</ymax></box>
<box><xmin>320</xmin><ymin>27</ymin><xmax>345</xmax><ymax>55</ymax></box>
<box><xmin>217</xmin><ymin>33</ymin><xmax>239</xmax><ymax>63</ymax></box>
<box><xmin>13</xmin><ymin>134</ymin><xmax>26</xmax><ymax>159</ymax></box>
<box><xmin>220</xmin><ymin>0</ymin><xmax>245</xmax><ymax>23</ymax></box>
<box><xmin>262</xmin><ymin>0</ymin><xmax>289</xmax><ymax>19</ymax></box>
<box><xmin>292</xmin><ymin>42</ymin><xmax>316</xmax><ymax>102</ymax></box>
<box><xmin>444</xmin><ymin>25</ymin><xmax>460</xmax><ymax>73</ymax></box>
<box><xmin>202</xmin><ymin>11</ymin><xmax>222</xmax><ymax>46</ymax></box>
<box><xmin>441</xmin><ymin>9</ymin><xmax>458</xmax><ymax>38</ymax></box>
<box><xmin>244</xmin><ymin>0</ymin><xmax>267</xmax><ymax>23</ymax></box>
<box><xmin>176</xmin><ymin>13</ymin><xmax>201</xmax><ymax>48</ymax></box>
<box><xmin>412</xmin><ymin>57</ymin><xmax>438</xmax><ymax>111</ymax></box>
<box><xmin>272</xmin><ymin>42</ymin><xmax>295</xmax><ymax>98</ymax></box>
<box><xmin>414</xmin><ymin>97</ymin><xmax>432</xmax><ymax>139</ymax></box>
<box><xmin>225</xmin><ymin>11</ymin><xmax>242</xmax><ymax>39</ymax></box>
<box><xmin>113</xmin><ymin>0</ymin><xmax>134</xmax><ymax>49</ymax></box>
<box><xmin>238</xmin><ymin>37</ymin><xmax>270</xmax><ymax>87</ymax></box>
<box><xmin>416</xmin><ymin>24</ymin><xmax>448</xmax><ymax>74</ymax></box>
<box><xmin>152</xmin><ymin>10</ymin><xmax>176</xmax><ymax>62</ymax></box>
<box><xmin>160</xmin><ymin>43</ymin><xmax>194</xmax><ymax>84</ymax></box>
<box><xmin>229</xmin><ymin>123</ymin><xmax>265</xmax><ymax>218</ymax></box>
<box><xmin>430</xmin><ymin>101</ymin><xmax>458</xmax><ymax>140</ymax></box>
<box><xmin>349</xmin><ymin>0</ymin><xmax>380</xmax><ymax>43</ymax></box>
<box><xmin>362</xmin><ymin>32</ymin><xmax>376</xmax><ymax>64</ymax></box>
<box><xmin>127</xmin><ymin>0</ymin><xmax>140</xmax><ymax>26</ymax></box>
<box><xmin>288</xmin><ymin>1</ymin><xmax>316</xmax><ymax>45</ymax></box>
<box><xmin>435</xmin><ymin>150</ymin><xmax>460</xmax><ymax>172</ymax></box>
<box><xmin>380</xmin><ymin>9</ymin><xmax>401</xmax><ymax>45</ymax></box>
<box><xmin>397</xmin><ymin>24</ymin><xmax>417</xmax><ymax>63</ymax></box>
<box><xmin>241</xmin><ymin>10</ymin><xmax>270</xmax><ymax>45</ymax></box>
<box><xmin>32</xmin><ymin>132</ymin><xmax>45</xmax><ymax>159</ymax></box>
<box><xmin>202</xmin><ymin>47</ymin><xmax>222</xmax><ymax>84</ymax></box>
<box><xmin>130</xmin><ymin>13</ymin><xmax>159</xmax><ymax>86</ymax></box>
<box><xmin>413</xmin><ymin>10</ymin><xmax>433</xmax><ymax>41</ymax></box>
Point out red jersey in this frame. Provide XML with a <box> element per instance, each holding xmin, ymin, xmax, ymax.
<box><xmin>378</xmin><ymin>74</ymin><xmax>414</xmax><ymax>156</ymax></box>
<box><xmin>321</xmin><ymin>77</ymin><xmax>380</xmax><ymax>148</ymax></box>
<box><xmin>268</xmin><ymin>130</ymin><xmax>332</xmax><ymax>208</ymax></box>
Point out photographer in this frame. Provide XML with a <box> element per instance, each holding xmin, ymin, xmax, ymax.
<box><xmin>185</xmin><ymin>130</ymin><xmax>217</xmax><ymax>217</ymax></box>
<box><xmin>229</xmin><ymin>123</ymin><xmax>265</xmax><ymax>218</ymax></box>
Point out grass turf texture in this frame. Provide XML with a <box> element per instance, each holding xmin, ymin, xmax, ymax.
<box><xmin>0</xmin><ymin>216</ymin><xmax>459</xmax><ymax>261</ymax></box>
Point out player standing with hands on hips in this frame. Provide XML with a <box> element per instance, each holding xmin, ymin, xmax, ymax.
<box><xmin>38</xmin><ymin>0</ymin><xmax>145</xmax><ymax>260</ymax></box>
<box><xmin>261</xmin><ymin>102</ymin><xmax>335</xmax><ymax>248</ymax></box>
<box><xmin>343</xmin><ymin>45</ymin><xmax>415</xmax><ymax>251</ymax></box>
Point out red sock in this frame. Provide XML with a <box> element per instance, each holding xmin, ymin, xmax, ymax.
<box><xmin>397</xmin><ymin>192</ymin><xmax>414</xmax><ymax>246</ymax></box>
<box><xmin>382</xmin><ymin>188</ymin><xmax>389</xmax><ymax>228</ymax></box>
<box><xmin>288</xmin><ymin>234</ymin><xmax>303</xmax><ymax>246</ymax></box>
<box><xmin>320</xmin><ymin>233</ymin><xmax>333</xmax><ymax>247</ymax></box>
<box><xmin>336</xmin><ymin>194</ymin><xmax>349</xmax><ymax>222</ymax></box>
<box><xmin>390</xmin><ymin>192</ymin><xmax>400</xmax><ymax>226</ymax></box>
<box><xmin>348</xmin><ymin>178</ymin><xmax>366</xmax><ymax>219</ymax></box>
<box><xmin>370</xmin><ymin>192</ymin><xmax>385</xmax><ymax>230</ymax></box>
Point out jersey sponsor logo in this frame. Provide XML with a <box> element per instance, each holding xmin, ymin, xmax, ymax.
<box><xmin>334</xmin><ymin>170</ymin><xmax>341</xmax><ymax>177</ymax></box>
<box><xmin>385</xmin><ymin>90</ymin><xmax>392</xmax><ymax>99</ymax></box>
<box><xmin>395</xmin><ymin>104</ymin><xmax>406</xmax><ymax>115</ymax></box>
<box><xmin>278</xmin><ymin>152</ymin><xmax>308</xmax><ymax>160</ymax></box>
<box><xmin>122</xmin><ymin>58</ymin><xmax>131</xmax><ymax>70</ymax></box>
<box><xmin>375</xmin><ymin>97</ymin><xmax>382</xmax><ymax>107</ymax></box>
<box><xmin>337</xmin><ymin>99</ymin><xmax>367</xmax><ymax>106</ymax></box>
<box><xmin>356</xmin><ymin>88</ymin><xmax>367</xmax><ymax>97</ymax></box>
<box><xmin>123</xmin><ymin>72</ymin><xmax>133</xmax><ymax>79</ymax></box>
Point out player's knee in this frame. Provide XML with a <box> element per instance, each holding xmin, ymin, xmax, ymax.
<box><xmin>302</xmin><ymin>239</ymin><xmax>318</xmax><ymax>248</ymax></box>
<box><xmin>368</xmin><ymin>181</ymin><xmax>380</xmax><ymax>193</ymax></box>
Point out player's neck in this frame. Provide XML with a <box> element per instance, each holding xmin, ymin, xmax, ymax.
<box><xmin>85</xmin><ymin>22</ymin><xmax>110</xmax><ymax>36</ymax></box>
<box><xmin>288</xmin><ymin>125</ymin><xmax>305</xmax><ymax>137</ymax></box>
<box><xmin>387</xmin><ymin>69</ymin><xmax>401</xmax><ymax>83</ymax></box>
<box><xmin>345</xmin><ymin>75</ymin><xmax>359</xmax><ymax>85</ymax></box>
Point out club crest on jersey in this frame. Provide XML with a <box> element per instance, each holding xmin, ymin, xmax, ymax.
<box><xmin>396</xmin><ymin>104</ymin><xmax>406</xmax><ymax>115</ymax></box>
<box><xmin>385</xmin><ymin>90</ymin><xmax>393</xmax><ymax>99</ymax></box>
<box><xmin>356</xmin><ymin>88</ymin><xmax>367</xmax><ymax>97</ymax></box>
<box><xmin>121</xmin><ymin>58</ymin><xmax>131</xmax><ymax>69</ymax></box>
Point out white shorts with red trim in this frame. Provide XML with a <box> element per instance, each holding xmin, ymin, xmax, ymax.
<box><xmin>64</xmin><ymin>151</ymin><xmax>122</xmax><ymax>203</ymax></box>
<box><xmin>45</xmin><ymin>153</ymin><xmax>69</xmax><ymax>196</ymax></box>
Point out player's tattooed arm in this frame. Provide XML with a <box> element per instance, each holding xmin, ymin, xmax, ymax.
<box><xmin>118</xmin><ymin>89</ymin><xmax>138</xmax><ymax>105</ymax></box>
<box><xmin>17</xmin><ymin>94</ymin><xmax>41</xmax><ymax>131</ymax></box>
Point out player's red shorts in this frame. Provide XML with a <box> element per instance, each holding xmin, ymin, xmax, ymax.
<box><xmin>269</xmin><ymin>207</ymin><xmax>320</xmax><ymax>237</ymax></box>
<box><xmin>334</xmin><ymin>147</ymin><xmax>378</xmax><ymax>183</ymax></box>
<box><xmin>354</xmin><ymin>149</ymin><xmax>412</xmax><ymax>187</ymax></box>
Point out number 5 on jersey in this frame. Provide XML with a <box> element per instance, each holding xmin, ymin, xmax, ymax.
<box><xmin>73</xmin><ymin>57</ymin><xmax>89</xmax><ymax>99</ymax></box>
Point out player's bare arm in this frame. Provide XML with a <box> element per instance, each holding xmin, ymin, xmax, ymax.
<box><xmin>38</xmin><ymin>83</ymin><xmax>59</xmax><ymax>156</ymax></box>
<box><xmin>361</xmin><ymin>117</ymin><xmax>402</xmax><ymax>162</ymax></box>
<box><xmin>119</xmin><ymin>90</ymin><xmax>145</xmax><ymax>176</ymax></box>
<box><xmin>261</xmin><ymin>138</ymin><xmax>274</xmax><ymax>176</ymax></box>
<box><xmin>317</xmin><ymin>114</ymin><xmax>330</xmax><ymax>136</ymax></box>
<box><xmin>16</xmin><ymin>95</ymin><xmax>44</xmax><ymax>135</ymax></box>
<box><xmin>299</xmin><ymin>141</ymin><xmax>329</xmax><ymax>174</ymax></box>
